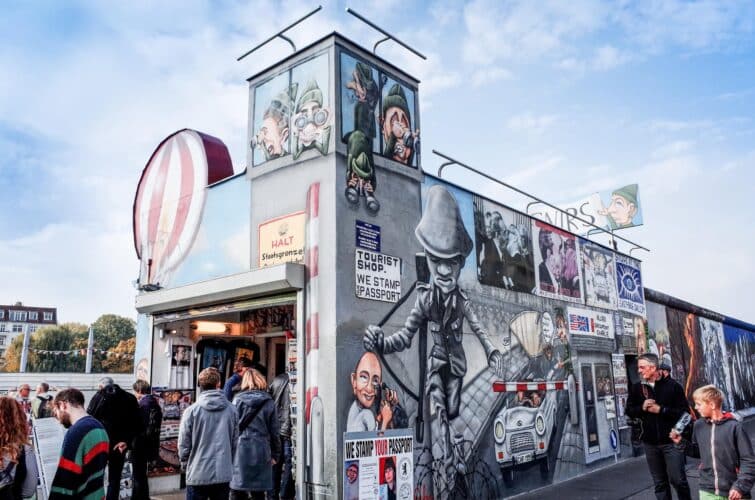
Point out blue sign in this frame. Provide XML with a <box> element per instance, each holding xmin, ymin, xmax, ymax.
<box><xmin>609</xmin><ymin>428</ymin><xmax>618</xmax><ymax>450</ymax></box>
<box><xmin>356</xmin><ymin>220</ymin><xmax>381</xmax><ymax>252</ymax></box>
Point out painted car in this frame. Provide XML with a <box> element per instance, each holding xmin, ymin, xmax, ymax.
<box><xmin>493</xmin><ymin>387</ymin><xmax>558</xmax><ymax>484</ymax></box>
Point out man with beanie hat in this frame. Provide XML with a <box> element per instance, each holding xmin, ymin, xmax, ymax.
<box><xmin>380</xmin><ymin>83</ymin><xmax>418</xmax><ymax>165</ymax></box>
<box><xmin>292</xmin><ymin>79</ymin><xmax>330</xmax><ymax>160</ymax></box>
<box><xmin>599</xmin><ymin>184</ymin><xmax>639</xmax><ymax>229</ymax></box>
<box><xmin>364</xmin><ymin>185</ymin><xmax>504</xmax><ymax>489</ymax></box>
<box><xmin>345</xmin><ymin>130</ymin><xmax>379</xmax><ymax>213</ymax></box>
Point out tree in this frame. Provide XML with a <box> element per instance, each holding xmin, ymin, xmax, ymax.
<box><xmin>28</xmin><ymin>323</ymin><xmax>88</xmax><ymax>372</ymax></box>
<box><xmin>2</xmin><ymin>335</ymin><xmax>24</xmax><ymax>372</ymax></box>
<box><xmin>92</xmin><ymin>314</ymin><xmax>136</xmax><ymax>351</ymax></box>
<box><xmin>101</xmin><ymin>337</ymin><xmax>136</xmax><ymax>373</ymax></box>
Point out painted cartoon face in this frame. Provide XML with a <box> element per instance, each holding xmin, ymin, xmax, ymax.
<box><xmin>294</xmin><ymin>100</ymin><xmax>329</xmax><ymax>147</ymax></box>
<box><xmin>347</xmin><ymin>464</ymin><xmax>358</xmax><ymax>483</ymax></box>
<box><xmin>556</xmin><ymin>315</ymin><xmax>567</xmax><ymax>340</ymax></box>
<box><xmin>606</xmin><ymin>194</ymin><xmax>636</xmax><ymax>226</ymax></box>
<box><xmin>258</xmin><ymin>115</ymin><xmax>289</xmax><ymax>159</ymax></box>
<box><xmin>351</xmin><ymin>352</ymin><xmax>382</xmax><ymax>410</ymax></box>
<box><xmin>426</xmin><ymin>252</ymin><xmax>463</xmax><ymax>295</ymax></box>
<box><xmin>383</xmin><ymin>106</ymin><xmax>410</xmax><ymax>140</ymax></box>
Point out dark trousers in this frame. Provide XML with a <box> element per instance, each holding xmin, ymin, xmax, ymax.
<box><xmin>230</xmin><ymin>489</ymin><xmax>266</xmax><ymax>500</ymax></box>
<box><xmin>131</xmin><ymin>449</ymin><xmax>149</xmax><ymax>500</ymax></box>
<box><xmin>186</xmin><ymin>483</ymin><xmax>230</xmax><ymax>500</ymax></box>
<box><xmin>272</xmin><ymin>437</ymin><xmax>294</xmax><ymax>500</ymax></box>
<box><xmin>643</xmin><ymin>443</ymin><xmax>692</xmax><ymax>500</ymax></box>
<box><xmin>106</xmin><ymin>449</ymin><xmax>125</xmax><ymax>500</ymax></box>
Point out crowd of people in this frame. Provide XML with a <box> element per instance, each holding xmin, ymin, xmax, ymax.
<box><xmin>0</xmin><ymin>357</ymin><xmax>293</xmax><ymax>500</ymax></box>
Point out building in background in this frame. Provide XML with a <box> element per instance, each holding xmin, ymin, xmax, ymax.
<box><xmin>0</xmin><ymin>302</ymin><xmax>57</xmax><ymax>360</ymax></box>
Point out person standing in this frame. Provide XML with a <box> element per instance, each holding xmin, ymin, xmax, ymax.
<box><xmin>230</xmin><ymin>369</ymin><xmax>280</xmax><ymax>500</ymax></box>
<box><xmin>132</xmin><ymin>380</ymin><xmax>163</xmax><ymax>500</ymax></box>
<box><xmin>269</xmin><ymin>371</ymin><xmax>294</xmax><ymax>500</ymax></box>
<box><xmin>626</xmin><ymin>353</ymin><xmax>691</xmax><ymax>500</ymax></box>
<box><xmin>49</xmin><ymin>389</ymin><xmax>109</xmax><ymax>500</ymax></box>
<box><xmin>224</xmin><ymin>357</ymin><xmax>253</xmax><ymax>402</ymax></box>
<box><xmin>31</xmin><ymin>382</ymin><xmax>54</xmax><ymax>419</ymax></box>
<box><xmin>671</xmin><ymin>385</ymin><xmax>755</xmax><ymax>500</ymax></box>
<box><xmin>13</xmin><ymin>385</ymin><xmax>31</xmax><ymax>416</ymax></box>
<box><xmin>87</xmin><ymin>377</ymin><xmax>144</xmax><ymax>500</ymax></box>
<box><xmin>179</xmin><ymin>368</ymin><xmax>238</xmax><ymax>500</ymax></box>
<box><xmin>0</xmin><ymin>397</ymin><xmax>39</xmax><ymax>500</ymax></box>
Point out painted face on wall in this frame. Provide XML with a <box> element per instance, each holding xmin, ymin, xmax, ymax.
<box><xmin>545</xmin><ymin>232</ymin><xmax>564</xmax><ymax>278</ymax></box>
<box><xmin>294</xmin><ymin>99</ymin><xmax>330</xmax><ymax>148</ymax></box>
<box><xmin>426</xmin><ymin>252</ymin><xmax>463</xmax><ymax>295</ymax></box>
<box><xmin>606</xmin><ymin>194</ymin><xmax>637</xmax><ymax>226</ymax></box>
<box><xmin>258</xmin><ymin>115</ymin><xmax>289</xmax><ymax>159</ymax></box>
<box><xmin>351</xmin><ymin>352</ymin><xmax>382</xmax><ymax>410</ymax></box>
<box><xmin>384</xmin><ymin>463</ymin><xmax>395</xmax><ymax>485</ymax></box>
<box><xmin>383</xmin><ymin>106</ymin><xmax>410</xmax><ymax>142</ymax></box>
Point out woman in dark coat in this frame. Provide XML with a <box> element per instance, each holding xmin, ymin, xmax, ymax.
<box><xmin>230</xmin><ymin>369</ymin><xmax>281</xmax><ymax>500</ymax></box>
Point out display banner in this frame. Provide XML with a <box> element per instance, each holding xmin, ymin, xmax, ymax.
<box><xmin>258</xmin><ymin>211</ymin><xmax>306</xmax><ymax>267</ymax></box>
<box><xmin>567</xmin><ymin>307</ymin><xmax>615</xmax><ymax>339</ymax></box>
<box><xmin>355</xmin><ymin>249</ymin><xmax>402</xmax><ymax>303</ymax></box>
<box><xmin>616</xmin><ymin>255</ymin><xmax>646</xmax><ymax>317</ymax></box>
<box><xmin>343</xmin><ymin>429</ymin><xmax>414</xmax><ymax>500</ymax></box>
<box><xmin>612</xmin><ymin>354</ymin><xmax>629</xmax><ymax>429</ymax></box>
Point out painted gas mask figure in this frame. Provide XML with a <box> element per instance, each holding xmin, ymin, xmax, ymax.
<box><xmin>380</xmin><ymin>83</ymin><xmax>418</xmax><ymax>165</ymax></box>
<box><xmin>345</xmin><ymin>61</ymin><xmax>379</xmax><ymax>142</ymax></box>
<box><xmin>364</xmin><ymin>185</ymin><xmax>504</xmax><ymax>489</ymax></box>
<box><xmin>292</xmin><ymin>79</ymin><xmax>331</xmax><ymax>160</ymax></box>
<box><xmin>253</xmin><ymin>86</ymin><xmax>295</xmax><ymax>161</ymax></box>
<box><xmin>345</xmin><ymin>130</ymin><xmax>379</xmax><ymax>213</ymax></box>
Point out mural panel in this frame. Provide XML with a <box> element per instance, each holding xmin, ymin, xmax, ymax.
<box><xmin>698</xmin><ymin>317</ymin><xmax>734</xmax><ymax>410</ymax></box>
<box><xmin>532</xmin><ymin>220</ymin><xmax>583</xmax><ymax>303</ymax></box>
<box><xmin>722</xmin><ymin>324</ymin><xmax>755</xmax><ymax>410</ymax></box>
<box><xmin>615</xmin><ymin>255</ymin><xmax>646</xmax><ymax>317</ymax></box>
<box><xmin>380</xmin><ymin>78</ymin><xmax>418</xmax><ymax>167</ymax></box>
<box><xmin>580</xmin><ymin>240</ymin><xmax>617</xmax><ymax>310</ymax></box>
<box><xmin>253</xmin><ymin>72</ymin><xmax>293</xmax><ymax>165</ymax></box>
<box><xmin>473</xmin><ymin>196</ymin><xmax>535</xmax><ymax>293</ymax></box>
<box><xmin>290</xmin><ymin>54</ymin><xmax>331</xmax><ymax>160</ymax></box>
<box><xmin>645</xmin><ymin>301</ymin><xmax>672</xmax><ymax>373</ymax></box>
<box><xmin>665</xmin><ymin>309</ymin><xmax>704</xmax><ymax>410</ymax></box>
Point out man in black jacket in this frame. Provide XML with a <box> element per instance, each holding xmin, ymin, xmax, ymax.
<box><xmin>626</xmin><ymin>353</ymin><xmax>691</xmax><ymax>500</ymax></box>
<box><xmin>132</xmin><ymin>379</ymin><xmax>163</xmax><ymax>500</ymax></box>
<box><xmin>87</xmin><ymin>376</ymin><xmax>145</xmax><ymax>500</ymax></box>
<box><xmin>269</xmin><ymin>372</ymin><xmax>294</xmax><ymax>500</ymax></box>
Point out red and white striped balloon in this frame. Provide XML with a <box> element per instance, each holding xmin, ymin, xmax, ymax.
<box><xmin>133</xmin><ymin>129</ymin><xmax>233</xmax><ymax>286</ymax></box>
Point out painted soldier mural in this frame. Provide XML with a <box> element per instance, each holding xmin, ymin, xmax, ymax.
<box><xmin>364</xmin><ymin>185</ymin><xmax>505</xmax><ymax>490</ymax></box>
<box><xmin>344</xmin><ymin>130</ymin><xmax>379</xmax><ymax>213</ymax></box>
<box><xmin>380</xmin><ymin>82</ymin><xmax>418</xmax><ymax>166</ymax></box>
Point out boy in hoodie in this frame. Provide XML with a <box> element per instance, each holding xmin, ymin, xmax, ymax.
<box><xmin>179</xmin><ymin>367</ymin><xmax>238</xmax><ymax>500</ymax></box>
<box><xmin>671</xmin><ymin>385</ymin><xmax>755</xmax><ymax>500</ymax></box>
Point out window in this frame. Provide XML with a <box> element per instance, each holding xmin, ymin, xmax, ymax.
<box><xmin>0</xmin><ymin>349</ymin><xmax>5</xmax><ymax>357</ymax></box>
<box><xmin>9</xmin><ymin>310</ymin><xmax>27</xmax><ymax>322</ymax></box>
<box><xmin>28</xmin><ymin>311</ymin><xmax>38</xmax><ymax>320</ymax></box>
<box><xmin>44</xmin><ymin>312</ymin><xmax>53</xmax><ymax>321</ymax></box>
<box><xmin>0</xmin><ymin>337</ymin><xmax>4</xmax><ymax>345</ymax></box>
<box><xmin>0</xmin><ymin>324</ymin><xmax>5</xmax><ymax>332</ymax></box>
<box><xmin>12</xmin><ymin>324</ymin><xmax>22</xmax><ymax>333</ymax></box>
<box><xmin>0</xmin><ymin>310</ymin><xmax>4</xmax><ymax>319</ymax></box>
<box><xmin>29</xmin><ymin>325</ymin><xmax>37</xmax><ymax>333</ymax></box>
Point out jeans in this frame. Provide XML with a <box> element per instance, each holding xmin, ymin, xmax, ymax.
<box><xmin>186</xmin><ymin>483</ymin><xmax>230</xmax><ymax>500</ymax></box>
<box><xmin>230</xmin><ymin>490</ymin><xmax>266</xmax><ymax>500</ymax></box>
<box><xmin>130</xmin><ymin>448</ymin><xmax>149</xmax><ymax>500</ymax></box>
<box><xmin>106</xmin><ymin>449</ymin><xmax>125</xmax><ymax>500</ymax></box>
<box><xmin>643</xmin><ymin>442</ymin><xmax>692</xmax><ymax>500</ymax></box>
<box><xmin>272</xmin><ymin>437</ymin><xmax>294</xmax><ymax>500</ymax></box>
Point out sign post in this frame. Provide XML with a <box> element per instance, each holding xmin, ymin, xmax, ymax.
<box><xmin>609</xmin><ymin>427</ymin><xmax>619</xmax><ymax>463</ymax></box>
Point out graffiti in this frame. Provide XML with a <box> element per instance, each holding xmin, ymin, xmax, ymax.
<box><xmin>723</xmin><ymin>325</ymin><xmax>755</xmax><ymax>410</ymax></box>
<box><xmin>341</xmin><ymin>54</ymin><xmax>379</xmax><ymax>149</ymax></box>
<box><xmin>347</xmin><ymin>351</ymin><xmax>407</xmax><ymax>432</ymax></box>
<box><xmin>615</xmin><ymin>255</ymin><xmax>646</xmax><ymax>316</ymax></box>
<box><xmin>473</xmin><ymin>196</ymin><xmax>535</xmax><ymax>293</ymax></box>
<box><xmin>666</xmin><ymin>309</ymin><xmax>704</xmax><ymax>408</ymax></box>
<box><xmin>345</xmin><ymin>130</ymin><xmax>380</xmax><ymax>213</ymax></box>
<box><xmin>699</xmin><ymin>318</ymin><xmax>734</xmax><ymax>410</ymax></box>
<box><xmin>533</xmin><ymin>221</ymin><xmax>582</xmax><ymax>302</ymax></box>
<box><xmin>291</xmin><ymin>55</ymin><xmax>331</xmax><ymax>160</ymax></box>
<box><xmin>580</xmin><ymin>240</ymin><xmax>618</xmax><ymax>309</ymax></box>
<box><xmin>597</xmin><ymin>184</ymin><xmax>641</xmax><ymax>230</ymax></box>
<box><xmin>380</xmin><ymin>80</ymin><xmax>418</xmax><ymax>166</ymax></box>
<box><xmin>253</xmin><ymin>74</ymin><xmax>295</xmax><ymax>164</ymax></box>
<box><xmin>645</xmin><ymin>301</ymin><xmax>672</xmax><ymax>373</ymax></box>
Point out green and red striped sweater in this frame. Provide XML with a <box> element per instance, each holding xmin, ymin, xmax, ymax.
<box><xmin>49</xmin><ymin>415</ymin><xmax>109</xmax><ymax>500</ymax></box>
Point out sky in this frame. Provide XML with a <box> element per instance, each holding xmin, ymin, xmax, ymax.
<box><xmin>1</xmin><ymin>0</ymin><xmax>753</xmax><ymax>324</ymax></box>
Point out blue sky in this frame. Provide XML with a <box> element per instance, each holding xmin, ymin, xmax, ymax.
<box><xmin>1</xmin><ymin>0</ymin><xmax>753</xmax><ymax>323</ymax></box>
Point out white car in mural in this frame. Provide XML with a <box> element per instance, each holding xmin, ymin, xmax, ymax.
<box><xmin>493</xmin><ymin>387</ymin><xmax>558</xmax><ymax>485</ymax></box>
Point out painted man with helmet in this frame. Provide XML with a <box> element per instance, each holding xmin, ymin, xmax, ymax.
<box><xmin>292</xmin><ymin>79</ymin><xmax>331</xmax><ymax>160</ymax></box>
<box><xmin>364</xmin><ymin>185</ymin><xmax>505</xmax><ymax>481</ymax></box>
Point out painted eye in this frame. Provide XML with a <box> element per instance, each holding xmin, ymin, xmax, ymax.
<box><xmin>314</xmin><ymin>109</ymin><xmax>329</xmax><ymax>126</ymax></box>
<box><xmin>295</xmin><ymin>115</ymin><xmax>308</xmax><ymax>129</ymax></box>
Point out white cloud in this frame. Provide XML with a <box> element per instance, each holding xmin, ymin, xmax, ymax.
<box><xmin>507</xmin><ymin>113</ymin><xmax>559</xmax><ymax>134</ymax></box>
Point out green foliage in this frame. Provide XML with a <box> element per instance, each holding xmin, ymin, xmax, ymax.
<box><xmin>92</xmin><ymin>314</ymin><xmax>136</xmax><ymax>351</ymax></box>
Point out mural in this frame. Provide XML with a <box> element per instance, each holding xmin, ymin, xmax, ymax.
<box><xmin>698</xmin><ymin>317</ymin><xmax>734</xmax><ymax>410</ymax></box>
<box><xmin>532</xmin><ymin>220</ymin><xmax>582</xmax><ymax>303</ymax></box>
<box><xmin>291</xmin><ymin>55</ymin><xmax>331</xmax><ymax>160</ymax></box>
<box><xmin>253</xmin><ymin>72</ymin><xmax>294</xmax><ymax>165</ymax></box>
<box><xmin>615</xmin><ymin>255</ymin><xmax>646</xmax><ymax>317</ymax></box>
<box><xmin>722</xmin><ymin>325</ymin><xmax>755</xmax><ymax>410</ymax></box>
<box><xmin>380</xmin><ymin>78</ymin><xmax>418</xmax><ymax>166</ymax></box>
<box><xmin>580</xmin><ymin>240</ymin><xmax>617</xmax><ymax>310</ymax></box>
<box><xmin>473</xmin><ymin>196</ymin><xmax>535</xmax><ymax>293</ymax></box>
<box><xmin>645</xmin><ymin>301</ymin><xmax>672</xmax><ymax>374</ymax></box>
<box><xmin>341</xmin><ymin>53</ymin><xmax>379</xmax><ymax>153</ymax></box>
<box><xmin>665</xmin><ymin>309</ymin><xmax>704</xmax><ymax>410</ymax></box>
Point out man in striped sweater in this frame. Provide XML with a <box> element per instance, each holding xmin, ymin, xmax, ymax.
<box><xmin>49</xmin><ymin>388</ymin><xmax>109</xmax><ymax>499</ymax></box>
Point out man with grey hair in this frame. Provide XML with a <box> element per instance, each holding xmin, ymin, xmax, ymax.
<box><xmin>88</xmin><ymin>376</ymin><xmax>144</xmax><ymax>500</ymax></box>
<box><xmin>626</xmin><ymin>353</ymin><xmax>691</xmax><ymax>500</ymax></box>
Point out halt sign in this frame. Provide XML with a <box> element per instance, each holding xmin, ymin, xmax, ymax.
<box><xmin>355</xmin><ymin>249</ymin><xmax>401</xmax><ymax>303</ymax></box>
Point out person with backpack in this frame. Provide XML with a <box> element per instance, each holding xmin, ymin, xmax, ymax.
<box><xmin>230</xmin><ymin>369</ymin><xmax>281</xmax><ymax>500</ymax></box>
<box><xmin>132</xmin><ymin>379</ymin><xmax>163</xmax><ymax>500</ymax></box>
<box><xmin>0</xmin><ymin>397</ymin><xmax>39</xmax><ymax>500</ymax></box>
<box><xmin>87</xmin><ymin>376</ymin><xmax>144</xmax><ymax>500</ymax></box>
<box><xmin>671</xmin><ymin>385</ymin><xmax>755</xmax><ymax>500</ymax></box>
<box><xmin>31</xmin><ymin>382</ymin><xmax>54</xmax><ymax>419</ymax></box>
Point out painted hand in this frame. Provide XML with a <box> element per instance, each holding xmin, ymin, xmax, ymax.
<box><xmin>488</xmin><ymin>350</ymin><xmax>504</xmax><ymax>377</ymax></box>
<box><xmin>364</xmin><ymin>325</ymin><xmax>384</xmax><ymax>353</ymax></box>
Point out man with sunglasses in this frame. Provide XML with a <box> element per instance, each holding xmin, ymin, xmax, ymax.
<box><xmin>626</xmin><ymin>353</ymin><xmax>691</xmax><ymax>500</ymax></box>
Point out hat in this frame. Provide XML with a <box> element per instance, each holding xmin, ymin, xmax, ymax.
<box><xmin>266</xmin><ymin>83</ymin><xmax>298</xmax><ymax>119</ymax></box>
<box><xmin>355</xmin><ymin>62</ymin><xmax>374</xmax><ymax>86</ymax></box>
<box><xmin>659</xmin><ymin>362</ymin><xmax>672</xmax><ymax>372</ymax></box>
<box><xmin>612</xmin><ymin>184</ymin><xmax>638</xmax><ymax>206</ymax></box>
<box><xmin>296</xmin><ymin>79</ymin><xmax>323</xmax><ymax>112</ymax></box>
<box><xmin>382</xmin><ymin>83</ymin><xmax>410</xmax><ymax>119</ymax></box>
<box><xmin>347</xmin><ymin>130</ymin><xmax>373</xmax><ymax>178</ymax></box>
<box><xmin>415</xmin><ymin>185</ymin><xmax>473</xmax><ymax>259</ymax></box>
